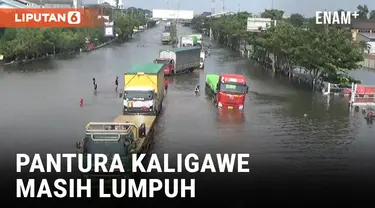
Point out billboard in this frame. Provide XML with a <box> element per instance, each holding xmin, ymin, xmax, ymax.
<box><xmin>247</xmin><ymin>18</ymin><xmax>272</xmax><ymax>32</ymax></box>
<box><xmin>152</xmin><ymin>9</ymin><xmax>194</xmax><ymax>20</ymax></box>
<box><xmin>104</xmin><ymin>21</ymin><xmax>114</xmax><ymax>37</ymax></box>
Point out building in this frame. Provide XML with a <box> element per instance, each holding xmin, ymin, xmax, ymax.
<box><xmin>358</xmin><ymin>33</ymin><xmax>375</xmax><ymax>54</ymax></box>
<box><xmin>340</xmin><ymin>19</ymin><xmax>375</xmax><ymax>42</ymax></box>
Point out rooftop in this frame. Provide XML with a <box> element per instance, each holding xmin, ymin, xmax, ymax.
<box><xmin>127</xmin><ymin>64</ymin><xmax>164</xmax><ymax>74</ymax></box>
<box><xmin>338</xmin><ymin>19</ymin><xmax>375</xmax><ymax>30</ymax></box>
<box><xmin>360</xmin><ymin>33</ymin><xmax>375</xmax><ymax>40</ymax></box>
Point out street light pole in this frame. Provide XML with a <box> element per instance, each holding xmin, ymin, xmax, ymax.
<box><xmin>174</xmin><ymin>0</ymin><xmax>180</xmax><ymax>47</ymax></box>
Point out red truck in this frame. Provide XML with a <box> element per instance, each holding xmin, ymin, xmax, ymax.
<box><xmin>205</xmin><ymin>73</ymin><xmax>249</xmax><ymax>110</ymax></box>
<box><xmin>154</xmin><ymin>58</ymin><xmax>174</xmax><ymax>76</ymax></box>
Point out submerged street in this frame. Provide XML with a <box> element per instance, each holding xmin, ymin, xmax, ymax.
<box><xmin>1</xmin><ymin>24</ymin><xmax>374</xmax><ymax>186</ymax></box>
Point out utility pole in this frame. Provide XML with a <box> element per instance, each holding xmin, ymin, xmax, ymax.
<box><xmin>271</xmin><ymin>0</ymin><xmax>274</xmax><ymax>9</ymax></box>
<box><xmin>238</xmin><ymin>4</ymin><xmax>240</xmax><ymax>13</ymax></box>
<box><xmin>174</xmin><ymin>0</ymin><xmax>180</xmax><ymax>47</ymax></box>
<box><xmin>222</xmin><ymin>0</ymin><xmax>225</xmax><ymax>12</ymax></box>
<box><xmin>210</xmin><ymin>0</ymin><xmax>215</xmax><ymax>40</ymax></box>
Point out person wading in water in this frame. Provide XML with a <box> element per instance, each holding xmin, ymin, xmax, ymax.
<box><xmin>114</xmin><ymin>76</ymin><xmax>119</xmax><ymax>91</ymax></box>
<box><xmin>93</xmin><ymin>78</ymin><xmax>98</xmax><ymax>91</ymax></box>
<box><xmin>164</xmin><ymin>79</ymin><xmax>169</xmax><ymax>94</ymax></box>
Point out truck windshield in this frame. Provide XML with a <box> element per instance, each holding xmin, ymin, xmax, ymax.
<box><xmin>83</xmin><ymin>135</ymin><xmax>131</xmax><ymax>156</ymax></box>
<box><xmin>155</xmin><ymin>59</ymin><xmax>169</xmax><ymax>64</ymax></box>
<box><xmin>220</xmin><ymin>83</ymin><xmax>247</xmax><ymax>94</ymax></box>
<box><xmin>124</xmin><ymin>90</ymin><xmax>154</xmax><ymax>101</ymax></box>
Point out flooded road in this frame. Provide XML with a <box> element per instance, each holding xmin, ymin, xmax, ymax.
<box><xmin>1</xmin><ymin>24</ymin><xmax>375</xmax><ymax>186</ymax></box>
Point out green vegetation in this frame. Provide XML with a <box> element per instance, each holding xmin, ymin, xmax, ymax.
<box><xmin>0</xmin><ymin>7</ymin><xmax>155</xmax><ymax>63</ymax></box>
<box><xmin>191</xmin><ymin>6</ymin><xmax>372</xmax><ymax>86</ymax></box>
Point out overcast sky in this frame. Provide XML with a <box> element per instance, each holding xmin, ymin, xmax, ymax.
<box><xmin>86</xmin><ymin>0</ymin><xmax>375</xmax><ymax>17</ymax></box>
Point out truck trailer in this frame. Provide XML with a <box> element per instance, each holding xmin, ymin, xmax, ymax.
<box><xmin>181</xmin><ymin>36</ymin><xmax>197</xmax><ymax>47</ymax></box>
<box><xmin>187</xmin><ymin>34</ymin><xmax>202</xmax><ymax>45</ymax></box>
<box><xmin>76</xmin><ymin>114</ymin><xmax>156</xmax><ymax>181</ymax></box>
<box><xmin>122</xmin><ymin>64</ymin><xmax>165</xmax><ymax>115</ymax></box>
<box><xmin>205</xmin><ymin>73</ymin><xmax>249</xmax><ymax>110</ymax></box>
<box><xmin>157</xmin><ymin>47</ymin><xmax>201</xmax><ymax>75</ymax></box>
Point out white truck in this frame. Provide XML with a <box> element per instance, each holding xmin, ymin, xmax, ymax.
<box><xmin>158</xmin><ymin>46</ymin><xmax>201</xmax><ymax>75</ymax></box>
<box><xmin>181</xmin><ymin>36</ymin><xmax>195</xmax><ymax>47</ymax></box>
<box><xmin>199</xmin><ymin>50</ymin><xmax>206</xmax><ymax>69</ymax></box>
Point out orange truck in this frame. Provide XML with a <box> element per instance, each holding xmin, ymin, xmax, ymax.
<box><xmin>205</xmin><ymin>73</ymin><xmax>249</xmax><ymax>110</ymax></box>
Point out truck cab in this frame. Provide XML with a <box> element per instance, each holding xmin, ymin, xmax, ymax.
<box><xmin>76</xmin><ymin>122</ymin><xmax>146</xmax><ymax>182</ymax></box>
<box><xmin>161</xmin><ymin>32</ymin><xmax>171</xmax><ymax>44</ymax></box>
<box><xmin>154</xmin><ymin>58</ymin><xmax>174</xmax><ymax>75</ymax></box>
<box><xmin>216</xmin><ymin>74</ymin><xmax>248</xmax><ymax>110</ymax></box>
<box><xmin>122</xmin><ymin>87</ymin><xmax>160</xmax><ymax>115</ymax></box>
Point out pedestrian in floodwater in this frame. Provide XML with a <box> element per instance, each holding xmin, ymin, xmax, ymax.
<box><xmin>164</xmin><ymin>79</ymin><xmax>168</xmax><ymax>94</ymax></box>
<box><xmin>367</xmin><ymin>111</ymin><xmax>374</xmax><ymax>119</ymax></box>
<box><xmin>115</xmin><ymin>76</ymin><xmax>119</xmax><ymax>91</ymax></box>
<box><xmin>93</xmin><ymin>78</ymin><xmax>97</xmax><ymax>91</ymax></box>
<box><xmin>195</xmin><ymin>85</ymin><xmax>200</xmax><ymax>96</ymax></box>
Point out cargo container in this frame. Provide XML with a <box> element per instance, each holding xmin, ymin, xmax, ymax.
<box><xmin>76</xmin><ymin>114</ymin><xmax>156</xmax><ymax>181</ymax></box>
<box><xmin>122</xmin><ymin>64</ymin><xmax>165</xmax><ymax>115</ymax></box>
<box><xmin>157</xmin><ymin>47</ymin><xmax>201</xmax><ymax>75</ymax></box>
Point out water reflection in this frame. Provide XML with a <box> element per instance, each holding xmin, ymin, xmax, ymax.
<box><xmin>216</xmin><ymin>110</ymin><xmax>245</xmax><ymax>124</ymax></box>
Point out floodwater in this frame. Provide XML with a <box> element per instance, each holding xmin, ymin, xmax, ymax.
<box><xmin>1</xmin><ymin>25</ymin><xmax>374</xmax><ymax>186</ymax></box>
